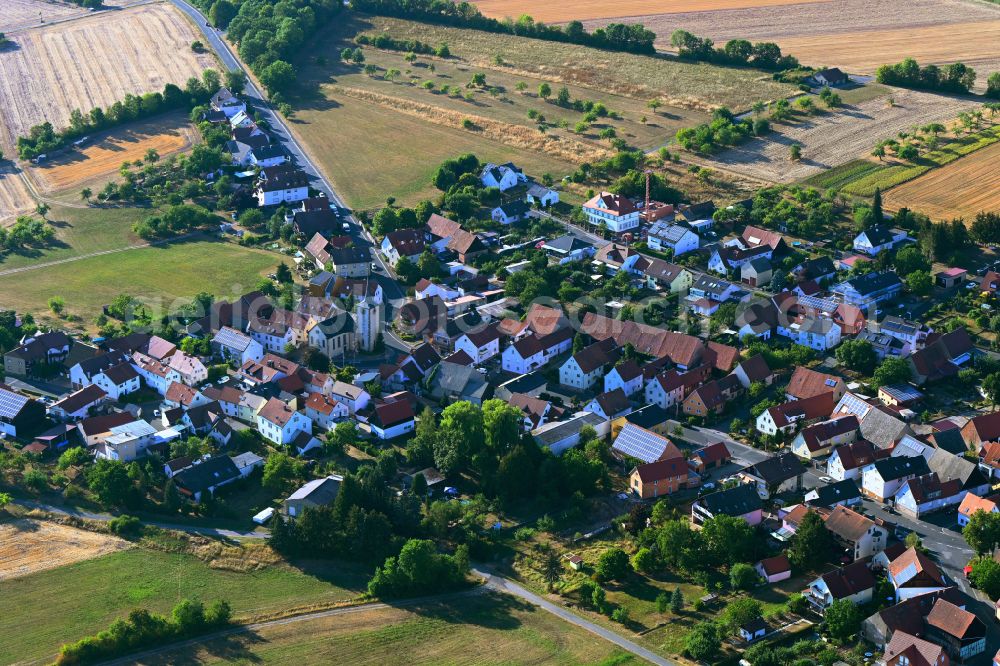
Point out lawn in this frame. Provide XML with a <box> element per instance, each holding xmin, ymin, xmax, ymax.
<box><xmin>0</xmin><ymin>547</ymin><xmax>370</xmax><ymax>664</ymax></box>
<box><xmin>0</xmin><ymin>237</ymin><xmax>280</xmax><ymax>327</ymax></box>
<box><xmin>290</xmin><ymin>93</ymin><xmax>579</xmax><ymax>210</ymax></box>
<box><xmin>128</xmin><ymin>591</ymin><xmax>639</xmax><ymax>666</ymax></box>
<box><xmin>0</xmin><ymin>204</ymin><xmax>146</xmax><ymax>272</ymax></box>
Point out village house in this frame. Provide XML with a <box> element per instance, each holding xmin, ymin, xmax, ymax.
<box><xmin>426</xmin><ymin>361</ymin><xmax>489</xmax><ymax>406</ymax></box>
<box><xmin>832</xmin><ymin>271</ymin><xmax>903</xmax><ymax>310</ymax></box>
<box><xmin>256</xmin><ymin>398</ymin><xmax>312</xmax><ymax>448</ymax></box>
<box><xmin>909</xmin><ymin>328</ymin><xmax>974</xmax><ymax>385</ymax></box>
<box><xmin>882</xmin><ymin>632</ymin><xmax>950</xmax><ymax>666</ymax></box>
<box><xmin>682</xmin><ymin>374</ymin><xmax>742</xmax><ymax>418</ymax></box>
<box><xmin>3</xmin><ymin>331</ymin><xmax>71</xmax><ymax>377</ymax></box>
<box><xmin>689</xmin><ymin>442</ymin><xmax>732</xmax><ymax>475</ymax></box>
<box><xmin>794</xmin><ymin>256</ymin><xmax>837</xmax><ymax>284</ymax></box>
<box><xmin>894</xmin><ymin>472</ymin><xmax>963</xmax><ymax>518</ymax></box>
<box><xmin>525</xmin><ymin>182</ymin><xmax>559</xmax><ymax>207</ymax></box>
<box><xmin>708</xmin><ymin>243</ymin><xmax>773</xmax><ymax>276</ymax></box>
<box><xmin>887</xmin><ymin>547</ymin><xmax>949</xmax><ymax>601</ymax></box>
<box><xmin>925</xmin><ymin>598</ymin><xmax>987</xmax><ymax>662</ymax></box>
<box><xmin>739</xmin><ymin>452</ymin><xmax>806</xmax><ymax>498</ymax></box>
<box><xmin>304</xmin><ymin>393</ymin><xmax>349</xmax><ymax>430</ymax></box>
<box><xmin>786</xmin><ymin>366</ymin><xmax>846</xmax><ymax>401</ymax></box>
<box><xmin>810</xmin><ymin>67</ymin><xmax>849</xmax><ymax>87</ymax></box>
<box><xmin>755</xmin><ymin>554</ymin><xmax>792</xmax><ymax>584</ymax></box>
<box><xmin>0</xmin><ymin>384</ymin><xmax>46</xmax><ymax>438</ymax></box>
<box><xmin>639</xmin><ymin>258</ymin><xmax>693</xmax><ymax>293</ymax></box>
<box><xmin>732</xmin><ymin>355</ymin><xmax>774</xmax><ymax>389</ymax></box>
<box><xmin>501</xmin><ymin>328</ymin><xmax>573</xmax><ymax>374</ymax></box>
<box><xmin>479</xmin><ymin>162</ymin><xmax>525</xmax><ymax>191</ymax></box>
<box><xmin>131</xmin><ymin>351</ymin><xmax>181</xmax><ymax>395</ymax></box>
<box><xmin>806</xmin><ymin>560</ymin><xmax>876</xmax><ymax>612</ymax></box>
<box><xmin>173</xmin><ymin>455</ymin><xmax>242</xmax><ymax>503</ymax></box>
<box><xmin>212</xmin><ymin>327</ymin><xmax>265</xmax><ymax>365</ymax></box>
<box><xmin>957</xmin><ymin>493</ymin><xmax>999</xmax><ymax>526</ymax></box>
<box><xmin>646</xmin><ymin>222</ymin><xmax>700</xmax><ymax>256</ymax></box>
<box><xmin>740</xmin><ymin>257</ymin><xmax>773</xmax><ymax>288</ymax></box>
<box><xmin>790</xmin><ymin>415</ymin><xmax>859</xmax><ymax>459</ymax></box>
<box><xmin>491</xmin><ymin>200</ymin><xmax>530</xmax><ymax>224</ymax></box>
<box><xmin>454</xmin><ymin>324</ymin><xmax>500</xmax><ymax>364</ymax></box>
<box><xmin>611</xmin><ymin>423</ymin><xmax>682</xmax><ymax>464</ymax></box>
<box><xmin>255</xmin><ymin>168</ymin><xmax>309</xmax><ymax>207</ymax></box>
<box><xmin>804</xmin><ymin>479</ymin><xmax>863</xmax><ymax>509</ymax></box>
<box><xmin>833</xmin><ymin>392</ymin><xmax>913</xmax><ymax>449</ymax></box>
<box><xmin>756</xmin><ymin>392</ymin><xmax>834</xmax><ymax>437</ymax></box>
<box><xmin>283</xmin><ymin>475</ymin><xmax>343</xmax><ymax>518</ymax></box>
<box><xmin>691</xmin><ymin>483</ymin><xmax>763</xmax><ymax>527</ymax></box>
<box><xmin>91</xmin><ymin>362</ymin><xmax>141</xmax><ymax>401</ymax></box>
<box><xmin>560</xmin><ymin>338</ymin><xmax>619</xmax><ymax>391</ymax></box>
<box><xmin>825</xmin><ymin>504</ymin><xmax>888</xmax><ymax>559</ymax></box>
<box><xmin>645</xmin><ymin>366</ymin><xmax>710</xmax><ymax>411</ymax></box>
<box><xmin>862</xmin><ymin>456</ymin><xmax>931</xmax><ymax>501</ymax></box>
<box><xmin>370</xmin><ymin>399</ymin><xmax>415</xmax><ymax>440</ymax></box>
<box><xmin>380</xmin><ymin>229</ymin><xmax>425</xmax><ymax>266</ymax></box>
<box><xmin>211</xmin><ymin>87</ymin><xmax>246</xmax><ymax>117</ymax></box>
<box><xmin>853</xmin><ymin>226</ymin><xmax>908</xmax><ymax>256</ymax></box>
<box><xmin>49</xmin><ymin>385</ymin><xmax>109</xmax><ymax>422</ymax></box>
<box><xmin>582</xmin><ymin>192</ymin><xmax>640</xmax><ymax>234</ymax></box>
<box><xmin>586</xmin><ymin>388</ymin><xmax>632</xmax><ymax>421</ymax></box>
<box><xmin>603</xmin><ymin>360</ymin><xmax>644</xmax><ymax>397</ymax></box>
<box><xmin>879</xmin><ymin>316</ymin><xmax>932</xmax><ymax>355</ymax></box>
<box><xmin>629</xmin><ymin>456</ymin><xmax>694</xmax><ymax>499</ymax></box>
<box><xmin>541</xmin><ymin>235</ymin><xmax>595</xmax><ymax>264</ymax></box>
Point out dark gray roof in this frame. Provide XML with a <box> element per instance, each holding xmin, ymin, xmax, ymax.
<box><xmin>871</xmin><ymin>456</ymin><xmax>929</xmax><ymax>481</ymax></box>
<box><xmin>842</xmin><ymin>271</ymin><xmax>903</xmax><ymax>296</ymax></box>
<box><xmin>544</xmin><ymin>235</ymin><xmax>592</xmax><ymax>254</ymax></box>
<box><xmin>806</xmin><ymin>479</ymin><xmax>861</xmax><ymax>508</ymax></box>
<box><xmin>699</xmin><ymin>483</ymin><xmax>762</xmax><ymax>516</ymax></box>
<box><xmin>743</xmin><ymin>452</ymin><xmax>805</xmax><ymax>485</ymax></box>
<box><xmin>859</xmin><ymin>226</ymin><xmax>895</xmax><ymax>246</ymax></box>
<box><xmin>174</xmin><ymin>456</ymin><xmax>240</xmax><ymax>494</ymax></box>
<box><xmin>927</xmin><ymin>448</ymin><xmax>987</xmax><ymax>488</ymax></box>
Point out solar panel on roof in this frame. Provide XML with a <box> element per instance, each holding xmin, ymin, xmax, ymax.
<box><xmin>837</xmin><ymin>393</ymin><xmax>871</xmax><ymax>418</ymax></box>
<box><xmin>825</xmin><ymin>379</ymin><xmax>837</xmax><ymax>387</ymax></box>
<box><xmin>0</xmin><ymin>388</ymin><xmax>30</xmax><ymax>420</ymax></box>
<box><xmin>612</xmin><ymin>424</ymin><xmax>668</xmax><ymax>463</ymax></box>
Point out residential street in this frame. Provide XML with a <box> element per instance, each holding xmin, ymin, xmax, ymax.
<box><xmin>170</xmin><ymin>0</ymin><xmax>411</xmax><ymax>352</ymax></box>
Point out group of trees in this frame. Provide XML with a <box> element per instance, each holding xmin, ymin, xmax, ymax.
<box><xmin>971</xmin><ymin>212</ymin><xmax>1000</xmax><ymax>246</ymax></box>
<box><xmin>202</xmin><ymin>0</ymin><xmax>342</xmax><ymax>95</ymax></box>
<box><xmin>670</xmin><ymin>30</ymin><xmax>798</xmax><ymax>71</ymax></box>
<box><xmin>0</xmin><ymin>215</ymin><xmax>56</xmax><ymax>255</ymax></box>
<box><xmin>132</xmin><ymin>204</ymin><xmax>219</xmax><ymax>240</ymax></box>
<box><xmin>676</xmin><ymin>107</ymin><xmax>769</xmax><ymax>154</ymax></box>
<box><xmin>405</xmin><ymin>401</ymin><xmax>610</xmax><ymax>505</ymax></box>
<box><xmin>56</xmin><ymin>598</ymin><xmax>231</xmax><ymax>665</ymax></box>
<box><xmin>17</xmin><ymin>70</ymin><xmax>222</xmax><ymax>160</ymax></box>
<box><xmin>351</xmin><ymin>0</ymin><xmax>656</xmax><ymax>54</ymax></box>
<box><xmin>354</xmin><ymin>32</ymin><xmax>448</xmax><ymax>58</ymax></box>
<box><xmin>745</xmin><ymin>186</ymin><xmax>836</xmax><ymax>239</ymax></box>
<box><xmin>268</xmin><ymin>463</ymin><xmax>423</xmax><ymax>565</ymax></box>
<box><xmin>876</xmin><ymin>58</ymin><xmax>976</xmax><ymax>94</ymax></box>
<box><xmin>367</xmin><ymin>538</ymin><xmax>469</xmax><ymax>598</ymax></box>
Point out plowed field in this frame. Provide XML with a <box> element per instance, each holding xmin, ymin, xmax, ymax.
<box><xmin>883</xmin><ymin>141</ymin><xmax>1000</xmax><ymax>222</ymax></box>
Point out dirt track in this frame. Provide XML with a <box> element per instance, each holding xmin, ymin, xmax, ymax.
<box><xmin>703</xmin><ymin>88</ymin><xmax>979</xmax><ymax>182</ymax></box>
<box><xmin>0</xmin><ymin>3</ymin><xmax>215</xmax><ymax>151</ymax></box>
<box><xmin>0</xmin><ymin>518</ymin><xmax>131</xmax><ymax>580</ymax></box>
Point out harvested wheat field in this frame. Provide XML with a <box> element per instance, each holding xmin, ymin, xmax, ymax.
<box><xmin>580</xmin><ymin>0</ymin><xmax>1000</xmax><ymax>80</ymax></box>
<box><xmin>0</xmin><ymin>3</ymin><xmax>215</xmax><ymax>151</ymax></box>
<box><xmin>0</xmin><ymin>518</ymin><xmax>131</xmax><ymax>581</ymax></box>
<box><xmin>884</xmin><ymin>141</ymin><xmax>1000</xmax><ymax>222</ymax></box>
<box><xmin>704</xmin><ymin>88</ymin><xmax>979</xmax><ymax>182</ymax></box>
<box><xmin>1</xmin><ymin>0</ymin><xmax>141</xmax><ymax>32</ymax></box>
<box><xmin>28</xmin><ymin>111</ymin><xmax>198</xmax><ymax>194</ymax></box>
<box><xmin>779</xmin><ymin>20</ymin><xmax>1000</xmax><ymax>82</ymax></box>
<box><xmin>473</xmin><ymin>0</ymin><xmax>828</xmax><ymax>23</ymax></box>
<box><xmin>0</xmin><ymin>164</ymin><xmax>36</xmax><ymax>223</ymax></box>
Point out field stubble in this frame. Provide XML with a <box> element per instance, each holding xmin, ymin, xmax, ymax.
<box><xmin>0</xmin><ymin>518</ymin><xmax>131</xmax><ymax>581</ymax></box>
<box><xmin>0</xmin><ymin>4</ymin><xmax>215</xmax><ymax>150</ymax></box>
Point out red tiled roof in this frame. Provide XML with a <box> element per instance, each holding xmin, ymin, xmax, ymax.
<box><xmin>787</xmin><ymin>366</ymin><xmax>843</xmax><ymax>400</ymax></box>
<box><xmin>632</xmin><ymin>456</ymin><xmax>689</xmax><ymax>483</ymax></box>
<box><xmin>757</xmin><ymin>554</ymin><xmax>791</xmax><ymax>576</ymax></box>
<box><xmin>926</xmin><ymin>598</ymin><xmax>979</xmax><ymax>640</ymax></box>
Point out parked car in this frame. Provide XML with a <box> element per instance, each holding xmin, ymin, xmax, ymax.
<box><xmin>819</xmin><ymin>476</ymin><xmax>833</xmax><ymax>484</ymax></box>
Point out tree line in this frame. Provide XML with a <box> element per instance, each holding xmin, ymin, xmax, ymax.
<box><xmin>670</xmin><ymin>30</ymin><xmax>799</xmax><ymax>71</ymax></box>
<box><xmin>17</xmin><ymin>70</ymin><xmax>224</xmax><ymax>160</ymax></box>
<box><xmin>56</xmin><ymin>597</ymin><xmax>231</xmax><ymax>665</ymax></box>
<box><xmin>876</xmin><ymin>58</ymin><xmax>977</xmax><ymax>94</ymax></box>
<box><xmin>198</xmin><ymin>0</ymin><xmax>343</xmax><ymax>95</ymax></box>
<box><xmin>349</xmin><ymin>0</ymin><xmax>656</xmax><ymax>55</ymax></box>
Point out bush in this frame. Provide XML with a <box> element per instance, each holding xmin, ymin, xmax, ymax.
<box><xmin>108</xmin><ymin>514</ymin><xmax>143</xmax><ymax>538</ymax></box>
<box><xmin>730</xmin><ymin>562</ymin><xmax>761</xmax><ymax>590</ymax></box>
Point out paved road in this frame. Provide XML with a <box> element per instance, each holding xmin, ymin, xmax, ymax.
<box><xmin>14</xmin><ymin>499</ymin><xmax>269</xmax><ymax>539</ymax></box>
<box><xmin>169</xmin><ymin>0</ymin><xmax>410</xmax><ymax>352</ymax></box>
<box><xmin>474</xmin><ymin>568</ymin><xmax>675</xmax><ymax>666</ymax></box>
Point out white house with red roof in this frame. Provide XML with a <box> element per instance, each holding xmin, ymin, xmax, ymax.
<box><xmin>582</xmin><ymin>192</ymin><xmax>640</xmax><ymax>234</ymax></box>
